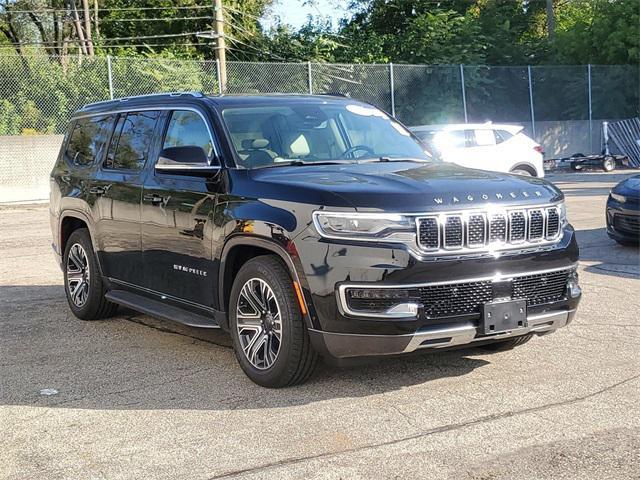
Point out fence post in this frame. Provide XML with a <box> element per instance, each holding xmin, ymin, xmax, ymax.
<box><xmin>588</xmin><ymin>64</ymin><xmax>593</xmax><ymax>151</ymax></box>
<box><xmin>307</xmin><ymin>61</ymin><xmax>313</xmax><ymax>94</ymax></box>
<box><xmin>527</xmin><ymin>65</ymin><xmax>536</xmax><ymax>139</ymax></box>
<box><xmin>216</xmin><ymin>59</ymin><xmax>222</xmax><ymax>94</ymax></box>
<box><xmin>107</xmin><ymin>55</ymin><xmax>114</xmax><ymax>100</ymax></box>
<box><xmin>389</xmin><ymin>63</ymin><xmax>396</xmax><ymax>117</ymax></box>
<box><xmin>459</xmin><ymin>64</ymin><xmax>468</xmax><ymax>123</ymax></box>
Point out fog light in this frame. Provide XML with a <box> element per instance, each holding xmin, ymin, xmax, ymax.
<box><xmin>567</xmin><ymin>271</ymin><xmax>581</xmax><ymax>298</ymax></box>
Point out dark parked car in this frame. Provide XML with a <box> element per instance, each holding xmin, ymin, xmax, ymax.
<box><xmin>50</xmin><ymin>92</ymin><xmax>582</xmax><ymax>387</ymax></box>
<box><xmin>606</xmin><ymin>174</ymin><xmax>640</xmax><ymax>245</ymax></box>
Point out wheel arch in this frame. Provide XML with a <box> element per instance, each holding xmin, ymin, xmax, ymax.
<box><xmin>219</xmin><ymin>235</ymin><xmax>304</xmax><ymax>329</ymax></box>
<box><xmin>60</xmin><ymin>211</ymin><xmax>93</xmax><ymax>255</ymax></box>
<box><xmin>510</xmin><ymin>162</ymin><xmax>538</xmax><ymax>177</ymax></box>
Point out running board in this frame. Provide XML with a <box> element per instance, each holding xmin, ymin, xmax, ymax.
<box><xmin>106</xmin><ymin>289</ymin><xmax>221</xmax><ymax>329</ymax></box>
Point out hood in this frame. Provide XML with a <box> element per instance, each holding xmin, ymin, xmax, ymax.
<box><xmin>613</xmin><ymin>174</ymin><xmax>640</xmax><ymax>197</ymax></box>
<box><xmin>247</xmin><ymin>161</ymin><xmax>563</xmax><ymax>212</ymax></box>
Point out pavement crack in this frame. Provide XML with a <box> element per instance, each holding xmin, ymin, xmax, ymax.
<box><xmin>206</xmin><ymin>372</ymin><xmax>640</xmax><ymax>479</ymax></box>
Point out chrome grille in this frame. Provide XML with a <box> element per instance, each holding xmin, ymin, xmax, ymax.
<box><xmin>509</xmin><ymin>211</ymin><xmax>526</xmax><ymax>242</ymax></box>
<box><xmin>467</xmin><ymin>214</ymin><xmax>486</xmax><ymax>246</ymax></box>
<box><xmin>528</xmin><ymin>209</ymin><xmax>544</xmax><ymax>239</ymax></box>
<box><xmin>489</xmin><ymin>214</ymin><xmax>507</xmax><ymax>243</ymax></box>
<box><xmin>444</xmin><ymin>216</ymin><xmax>463</xmax><ymax>248</ymax></box>
<box><xmin>417</xmin><ymin>205</ymin><xmax>562</xmax><ymax>254</ymax></box>
<box><xmin>547</xmin><ymin>208</ymin><xmax>560</xmax><ymax>237</ymax></box>
<box><xmin>418</xmin><ymin>217</ymin><xmax>439</xmax><ymax>249</ymax></box>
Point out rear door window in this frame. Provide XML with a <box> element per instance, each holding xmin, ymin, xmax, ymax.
<box><xmin>66</xmin><ymin>115</ymin><xmax>114</xmax><ymax>166</ymax></box>
<box><xmin>104</xmin><ymin>111</ymin><xmax>160</xmax><ymax>171</ymax></box>
<box><xmin>473</xmin><ymin>129</ymin><xmax>497</xmax><ymax>147</ymax></box>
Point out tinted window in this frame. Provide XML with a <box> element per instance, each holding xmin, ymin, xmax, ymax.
<box><xmin>104</xmin><ymin>111</ymin><xmax>160</xmax><ymax>171</ymax></box>
<box><xmin>163</xmin><ymin>110</ymin><xmax>213</xmax><ymax>162</ymax></box>
<box><xmin>66</xmin><ymin>115</ymin><xmax>113</xmax><ymax>166</ymax></box>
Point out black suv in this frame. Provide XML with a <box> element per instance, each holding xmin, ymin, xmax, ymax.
<box><xmin>50</xmin><ymin>92</ymin><xmax>581</xmax><ymax>387</ymax></box>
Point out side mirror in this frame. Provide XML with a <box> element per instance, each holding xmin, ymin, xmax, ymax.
<box><xmin>155</xmin><ymin>146</ymin><xmax>220</xmax><ymax>175</ymax></box>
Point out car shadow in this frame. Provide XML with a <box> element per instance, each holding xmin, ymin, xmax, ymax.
<box><xmin>0</xmin><ymin>284</ymin><xmax>491</xmax><ymax>412</ymax></box>
<box><xmin>575</xmin><ymin>227</ymin><xmax>639</xmax><ymax>279</ymax></box>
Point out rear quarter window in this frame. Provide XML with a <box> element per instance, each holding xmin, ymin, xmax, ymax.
<box><xmin>495</xmin><ymin>129</ymin><xmax>514</xmax><ymax>144</ymax></box>
<box><xmin>65</xmin><ymin>115</ymin><xmax>114</xmax><ymax>166</ymax></box>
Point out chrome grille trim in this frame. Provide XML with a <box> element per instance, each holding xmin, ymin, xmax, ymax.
<box><xmin>336</xmin><ymin>265</ymin><xmax>577</xmax><ymax>319</ymax></box>
<box><xmin>416</xmin><ymin>204</ymin><xmax>563</xmax><ymax>255</ymax></box>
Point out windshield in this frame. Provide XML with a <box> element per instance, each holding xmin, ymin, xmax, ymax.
<box><xmin>221</xmin><ymin>102</ymin><xmax>431</xmax><ymax>169</ymax></box>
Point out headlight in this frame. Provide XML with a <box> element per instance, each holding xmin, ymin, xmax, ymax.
<box><xmin>312</xmin><ymin>212</ymin><xmax>415</xmax><ymax>242</ymax></box>
<box><xmin>610</xmin><ymin>192</ymin><xmax>626</xmax><ymax>203</ymax></box>
<box><xmin>558</xmin><ymin>201</ymin><xmax>568</xmax><ymax>226</ymax></box>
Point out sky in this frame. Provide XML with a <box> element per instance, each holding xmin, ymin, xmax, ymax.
<box><xmin>262</xmin><ymin>0</ymin><xmax>351</xmax><ymax>30</ymax></box>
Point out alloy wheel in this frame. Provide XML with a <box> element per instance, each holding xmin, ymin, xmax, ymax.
<box><xmin>236</xmin><ymin>278</ymin><xmax>282</xmax><ymax>370</ymax></box>
<box><xmin>66</xmin><ymin>243</ymin><xmax>90</xmax><ymax>308</ymax></box>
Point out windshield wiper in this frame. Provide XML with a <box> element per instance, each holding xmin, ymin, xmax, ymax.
<box><xmin>360</xmin><ymin>157</ymin><xmax>432</xmax><ymax>163</ymax></box>
<box><xmin>258</xmin><ymin>160</ymin><xmax>357</xmax><ymax>169</ymax></box>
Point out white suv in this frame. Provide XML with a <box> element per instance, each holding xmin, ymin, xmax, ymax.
<box><xmin>411</xmin><ymin>123</ymin><xmax>545</xmax><ymax>178</ymax></box>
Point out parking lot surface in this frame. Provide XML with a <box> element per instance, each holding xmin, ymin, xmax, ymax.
<box><xmin>1</xmin><ymin>172</ymin><xmax>639</xmax><ymax>480</ymax></box>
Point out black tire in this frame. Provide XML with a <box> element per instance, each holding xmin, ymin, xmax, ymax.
<box><xmin>511</xmin><ymin>169</ymin><xmax>533</xmax><ymax>177</ymax></box>
<box><xmin>229</xmin><ymin>255</ymin><xmax>317</xmax><ymax>388</ymax></box>
<box><xmin>570</xmin><ymin>162</ymin><xmax>583</xmax><ymax>171</ymax></box>
<box><xmin>614</xmin><ymin>238</ymin><xmax>639</xmax><ymax>247</ymax></box>
<box><xmin>63</xmin><ymin>228</ymin><xmax>117</xmax><ymax>320</ymax></box>
<box><xmin>480</xmin><ymin>333</ymin><xmax>533</xmax><ymax>352</ymax></box>
<box><xmin>602</xmin><ymin>157</ymin><xmax>616</xmax><ymax>172</ymax></box>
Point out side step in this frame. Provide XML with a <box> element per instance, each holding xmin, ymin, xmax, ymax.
<box><xmin>106</xmin><ymin>289</ymin><xmax>221</xmax><ymax>329</ymax></box>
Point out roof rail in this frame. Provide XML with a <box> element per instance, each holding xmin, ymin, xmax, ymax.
<box><xmin>81</xmin><ymin>91</ymin><xmax>205</xmax><ymax>109</ymax></box>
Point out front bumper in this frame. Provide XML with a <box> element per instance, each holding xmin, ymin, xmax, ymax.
<box><xmin>606</xmin><ymin>196</ymin><xmax>640</xmax><ymax>243</ymax></box>
<box><xmin>310</xmin><ymin>308</ymin><xmax>577</xmax><ymax>359</ymax></box>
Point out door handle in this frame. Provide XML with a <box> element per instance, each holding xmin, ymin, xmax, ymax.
<box><xmin>144</xmin><ymin>193</ymin><xmax>165</xmax><ymax>205</ymax></box>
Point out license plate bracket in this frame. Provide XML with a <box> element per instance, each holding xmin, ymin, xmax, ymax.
<box><xmin>481</xmin><ymin>299</ymin><xmax>527</xmax><ymax>335</ymax></box>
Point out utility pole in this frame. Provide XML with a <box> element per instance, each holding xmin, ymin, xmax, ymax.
<box><xmin>214</xmin><ymin>0</ymin><xmax>227</xmax><ymax>93</ymax></box>
<box><xmin>546</xmin><ymin>0</ymin><xmax>555</xmax><ymax>41</ymax></box>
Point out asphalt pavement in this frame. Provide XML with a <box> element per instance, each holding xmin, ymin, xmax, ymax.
<box><xmin>1</xmin><ymin>171</ymin><xmax>639</xmax><ymax>480</ymax></box>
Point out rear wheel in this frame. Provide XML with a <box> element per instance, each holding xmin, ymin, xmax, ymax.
<box><xmin>229</xmin><ymin>255</ymin><xmax>317</xmax><ymax>387</ymax></box>
<box><xmin>602</xmin><ymin>156</ymin><xmax>616</xmax><ymax>172</ymax></box>
<box><xmin>511</xmin><ymin>168</ymin><xmax>533</xmax><ymax>177</ymax></box>
<box><xmin>63</xmin><ymin>229</ymin><xmax>117</xmax><ymax>320</ymax></box>
<box><xmin>480</xmin><ymin>333</ymin><xmax>533</xmax><ymax>352</ymax></box>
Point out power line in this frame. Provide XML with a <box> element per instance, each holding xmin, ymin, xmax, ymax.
<box><xmin>222</xmin><ymin>5</ymin><xmax>263</xmax><ymax>23</ymax></box>
<box><xmin>0</xmin><ymin>42</ymin><xmax>213</xmax><ymax>49</ymax></box>
<box><xmin>100</xmin><ymin>16</ymin><xmax>213</xmax><ymax>23</ymax></box>
<box><xmin>1</xmin><ymin>5</ymin><xmax>214</xmax><ymax>14</ymax></box>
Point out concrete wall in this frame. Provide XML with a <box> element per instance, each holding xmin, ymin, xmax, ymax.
<box><xmin>0</xmin><ymin>135</ymin><xmax>63</xmax><ymax>203</ymax></box>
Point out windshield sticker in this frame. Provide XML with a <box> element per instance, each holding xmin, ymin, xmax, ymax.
<box><xmin>346</xmin><ymin>104</ymin><xmax>388</xmax><ymax>119</ymax></box>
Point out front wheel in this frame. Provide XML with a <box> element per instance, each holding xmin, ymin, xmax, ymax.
<box><xmin>511</xmin><ymin>169</ymin><xmax>533</xmax><ymax>177</ymax></box>
<box><xmin>229</xmin><ymin>255</ymin><xmax>317</xmax><ymax>387</ymax></box>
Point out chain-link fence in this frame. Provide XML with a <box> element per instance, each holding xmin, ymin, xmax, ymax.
<box><xmin>1</xmin><ymin>54</ymin><xmax>638</xmax><ymax>202</ymax></box>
